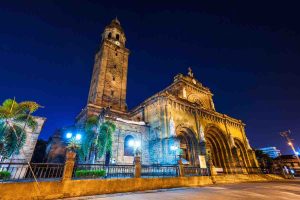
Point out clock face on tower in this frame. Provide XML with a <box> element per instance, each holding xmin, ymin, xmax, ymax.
<box><xmin>115</xmin><ymin>41</ymin><xmax>120</xmax><ymax>46</ymax></box>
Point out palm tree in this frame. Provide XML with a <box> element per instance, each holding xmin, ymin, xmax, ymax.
<box><xmin>0</xmin><ymin>98</ymin><xmax>40</xmax><ymax>160</ymax></box>
<box><xmin>80</xmin><ymin>116</ymin><xmax>116</xmax><ymax>164</ymax></box>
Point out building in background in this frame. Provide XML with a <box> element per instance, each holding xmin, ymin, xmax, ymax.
<box><xmin>273</xmin><ymin>155</ymin><xmax>300</xmax><ymax>176</ymax></box>
<box><xmin>47</xmin><ymin>18</ymin><xmax>259</xmax><ymax>172</ymax></box>
<box><xmin>259</xmin><ymin>147</ymin><xmax>281</xmax><ymax>158</ymax></box>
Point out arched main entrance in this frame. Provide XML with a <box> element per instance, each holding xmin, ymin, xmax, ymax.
<box><xmin>233</xmin><ymin>138</ymin><xmax>251</xmax><ymax>168</ymax></box>
<box><xmin>205</xmin><ymin>125</ymin><xmax>232</xmax><ymax>172</ymax></box>
<box><xmin>176</xmin><ymin>126</ymin><xmax>199</xmax><ymax>166</ymax></box>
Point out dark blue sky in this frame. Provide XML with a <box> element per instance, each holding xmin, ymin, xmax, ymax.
<box><xmin>1</xmin><ymin>1</ymin><xmax>299</xmax><ymax>154</ymax></box>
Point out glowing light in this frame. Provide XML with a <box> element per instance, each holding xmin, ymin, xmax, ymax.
<box><xmin>128</xmin><ymin>139</ymin><xmax>140</xmax><ymax>148</ymax></box>
<box><xmin>135</xmin><ymin>141</ymin><xmax>141</xmax><ymax>148</ymax></box>
<box><xmin>75</xmin><ymin>133</ymin><xmax>82</xmax><ymax>140</ymax></box>
<box><xmin>66</xmin><ymin>132</ymin><xmax>72</xmax><ymax>139</ymax></box>
<box><xmin>128</xmin><ymin>139</ymin><xmax>134</xmax><ymax>147</ymax></box>
<box><xmin>288</xmin><ymin>142</ymin><xmax>293</xmax><ymax>146</ymax></box>
<box><xmin>170</xmin><ymin>145</ymin><xmax>178</xmax><ymax>151</ymax></box>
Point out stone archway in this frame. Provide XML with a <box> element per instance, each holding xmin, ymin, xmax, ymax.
<box><xmin>233</xmin><ymin>138</ymin><xmax>252</xmax><ymax>169</ymax></box>
<box><xmin>176</xmin><ymin>125</ymin><xmax>199</xmax><ymax>166</ymax></box>
<box><xmin>205</xmin><ymin>125</ymin><xmax>232</xmax><ymax>172</ymax></box>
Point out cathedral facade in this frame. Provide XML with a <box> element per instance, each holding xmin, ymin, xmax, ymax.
<box><xmin>75</xmin><ymin>18</ymin><xmax>258</xmax><ymax>172</ymax></box>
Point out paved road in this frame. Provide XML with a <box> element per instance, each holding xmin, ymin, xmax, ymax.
<box><xmin>64</xmin><ymin>179</ymin><xmax>300</xmax><ymax>200</ymax></box>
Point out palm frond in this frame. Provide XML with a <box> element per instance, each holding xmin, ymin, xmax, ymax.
<box><xmin>0</xmin><ymin>107</ymin><xmax>11</xmax><ymax>119</ymax></box>
<box><xmin>14</xmin><ymin>114</ymin><xmax>38</xmax><ymax>131</ymax></box>
<box><xmin>18</xmin><ymin>101</ymin><xmax>41</xmax><ymax>113</ymax></box>
<box><xmin>0</xmin><ymin>98</ymin><xmax>40</xmax><ymax>158</ymax></box>
<box><xmin>2</xmin><ymin>99</ymin><xmax>18</xmax><ymax>110</ymax></box>
<box><xmin>0</xmin><ymin>125</ymin><xmax>26</xmax><ymax>157</ymax></box>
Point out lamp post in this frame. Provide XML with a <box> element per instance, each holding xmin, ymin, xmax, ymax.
<box><xmin>63</xmin><ymin>131</ymin><xmax>82</xmax><ymax>181</ymax></box>
<box><xmin>280</xmin><ymin>130</ymin><xmax>300</xmax><ymax>166</ymax></box>
<box><xmin>65</xmin><ymin>132</ymin><xmax>82</xmax><ymax>152</ymax></box>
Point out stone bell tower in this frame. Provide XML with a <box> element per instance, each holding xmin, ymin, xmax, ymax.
<box><xmin>87</xmin><ymin>18</ymin><xmax>130</xmax><ymax>113</ymax></box>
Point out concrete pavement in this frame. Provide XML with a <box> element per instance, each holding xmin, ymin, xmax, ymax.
<box><xmin>63</xmin><ymin>178</ymin><xmax>300</xmax><ymax>200</ymax></box>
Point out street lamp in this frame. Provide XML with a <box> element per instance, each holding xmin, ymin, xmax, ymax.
<box><xmin>75</xmin><ymin>133</ymin><xmax>82</xmax><ymax>141</ymax></box>
<box><xmin>65</xmin><ymin>132</ymin><xmax>82</xmax><ymax>141</ymax></box>
<box><xmin>66</xmin><ymin>132</ymin><xmax>72</xmax><ymax>139</ymax></box>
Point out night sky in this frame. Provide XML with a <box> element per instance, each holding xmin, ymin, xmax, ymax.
<box><xmin>1</xmin><ymin>1</ymin><xmax>299</xmax><ymax>154</ymax></box>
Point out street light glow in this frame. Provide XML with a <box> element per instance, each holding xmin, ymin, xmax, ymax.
<box><xmin>75</xmin><ymin>133</ymin><xmax>82</xmax><ymax>141</ymax></box>
<box><xmin>66</xmin><ymin>132</ymin><xmax>72</xmax><ymax>139</ymax></box>
<box><xmin>288</xmin><ymin>142</ymin><xmax>292</xmax><ymax>146</ymax></box>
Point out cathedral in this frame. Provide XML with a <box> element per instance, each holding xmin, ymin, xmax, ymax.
<box><xmin>51</xmin><ymin>18</ymin><xmax>259</xmax><ymax>172</ymax></box>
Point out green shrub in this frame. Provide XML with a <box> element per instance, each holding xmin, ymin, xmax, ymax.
<box><xmin>75</xmin><ymin>169</ymin><xmax>106</xmax><ymax>178</ymax></box>
<box><xmin>0</xmin><ymin>171</ymin><xmax>11</xmax><ymax>180</ymax></box>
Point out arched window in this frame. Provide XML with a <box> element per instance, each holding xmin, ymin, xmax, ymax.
<box><xmin>108</xmin><ymin>32</ymin><xmax>112</xmax><ymax>39</ymax></box>
<box><xmin>116</xmin><ymin>34</ymin><xmax>120</xmax><ymax>41</ymax></box>
<box><xmin>124</xmin><ymin>135</ymin><xmax>134</xmax><ymax>156</ymax></box>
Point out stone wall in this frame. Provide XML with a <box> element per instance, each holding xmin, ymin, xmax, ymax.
<box><xmin>111</xmin><ymin>119</ymin><xmax>150</xmax><ymax>164</ymax></box>
<box><xmin>0</xmin><ymin>174</ymin><xmax>284</xmax><ymax>200</ymax></box>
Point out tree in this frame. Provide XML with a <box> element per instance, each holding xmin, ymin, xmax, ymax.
<box><xmin>80</xmin><ymin>116</ymin><xmax>116</xmax><ymax>164</ymax></box>
<box><xmin>255</xmin><ymin>150</ymin><xmax>273</xmax><ymax>170</ymax></box>
<box><xmin>0</xmin><ymin>98</ymin><xmax>40</xmax><ymax>160</ymax></box>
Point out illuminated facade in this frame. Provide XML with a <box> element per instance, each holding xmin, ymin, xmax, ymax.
<box><xmin>76</xmin><ymin>18</ymin><xmax>259</xmax><ymax>171</ymax></box>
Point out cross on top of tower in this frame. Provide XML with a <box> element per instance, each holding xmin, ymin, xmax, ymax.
<box><xmin>113</xmin><ymin>16</ymin><xmax>120</xmax><ymax>25</ymax></box>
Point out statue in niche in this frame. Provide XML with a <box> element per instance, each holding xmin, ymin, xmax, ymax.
<box><xmin>169</xmin><ymin>116</ymin><xmax>176</xmax><ymax>137</ymax></box>
<box><xmin>199</xmin><ymin>125</ymin><xmax>206</xmax><ymax>142</ymax></box>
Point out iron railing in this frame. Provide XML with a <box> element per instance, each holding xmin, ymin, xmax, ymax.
<box><xmin>184</xmin><ymin>166</ymin><xmax>210</xmax><ymax>176</ymax></box>
<box><xmin>141</xmin><ymin>165</ymin><xmax>179</xmax><ymax>178</ymax></box>
<box><xmin>73</xmin><ymin>164</ymin><xmax>135</xmax><ymax>179</ymax></box>
<box><xmin>0</xmin><ymin>162</ymin><xmax>64</xmax><ymax>182</ymax></box>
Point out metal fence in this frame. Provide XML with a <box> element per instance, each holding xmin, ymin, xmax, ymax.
<box><xmin>0</xmin><ymin>162</ymin><xmax>64</xmax><ymax>182</ymax></box>
<box><xmin>73</xmin><ymin>164</ymin><xmax>135</xmax><ymax>179</ymax></box>
<box><xmin>141</xmin><ymin>165</ymin><xmax>179</xmax><ymax>178</ymax></box>
<box><xmin>184</xmin><ymin>166</ymin><xmax>210</xmax><ymax>176</ymax></box>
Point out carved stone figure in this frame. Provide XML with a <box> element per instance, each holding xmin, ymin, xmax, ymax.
<box><xmin>199</xmin><ymin>125</ymin><xmax>206</xmax><ymax>142</ymax></box>
<box><xmin>188</xmin><ymin>67</ymin><xmax>194</xmax><ymax>77</ymax></box>
<box><xmin>169</xmin><ymin>116</ymin><xmax>176</xmax><ymax>137</ymax></box>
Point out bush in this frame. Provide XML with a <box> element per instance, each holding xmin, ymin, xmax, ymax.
<box><xmin>0</xmin><ymin>171</ymin><xmax>11</xmax><ymax>180</ymax></box>
<box><xmin>75</xmin><ymin>169</ymin><xmax>106</xmax><ymax>178</ymax></box>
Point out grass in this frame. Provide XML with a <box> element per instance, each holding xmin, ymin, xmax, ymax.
<box><xmin>0</xmin><ymin>171</ymin><xmax>11</xmax><ymax>180</ymax></box>
<box><xmin>75</xmin><ymin>169</ymin><xmax>106</xmax><ymax>178</ymax></box>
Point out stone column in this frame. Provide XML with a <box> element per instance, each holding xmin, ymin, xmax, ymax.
<box><xmin>134</xmin><ymin>156</ymin><xmax>141</xmax><ymax>178</ymax></box>
<box><xmin>178</xmin><ymin>157</ymin><xmax>185</xmax><ymax>177</ymax></box>
<box><xmin>62</xmin><ymin>151</ymin><xmax>76</xmax><ymax>181</ymax></box>
<box><xmin>209</xmin><ymin>159</ymin><xmax>217</xmax><ymax>176</ymax></box>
